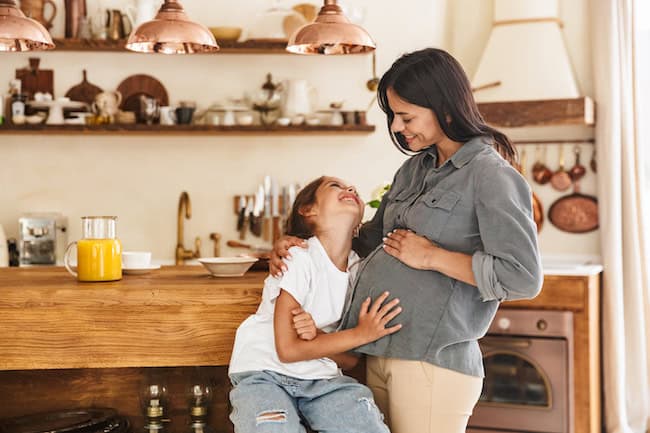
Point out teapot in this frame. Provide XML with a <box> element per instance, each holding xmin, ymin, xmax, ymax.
<box><xmin>92</xmin><ymin>91</ymin><xmax>122</xmax><ymax>123</ymax></box>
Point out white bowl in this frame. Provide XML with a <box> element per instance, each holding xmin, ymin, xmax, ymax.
<box><xmin>198</xmin><ymin>256</ymin><xmax>258</xmax><ymax>277</ymax></box>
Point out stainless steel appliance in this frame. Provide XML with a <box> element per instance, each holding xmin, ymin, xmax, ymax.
<box><xmin>468</xmin><ymin>309</ymin><xmax>574</xmax><ymax>433</ymax></box>
<box><xmin>19</xmin><ymin>213</ymin><xmax>68</xmax><ymax>266</ymax></box>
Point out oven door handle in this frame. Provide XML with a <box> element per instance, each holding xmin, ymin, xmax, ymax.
<box><xmin>480</xmin><ymin>337</ymin><xmax>532</xmax><ymax>349</ymax></box>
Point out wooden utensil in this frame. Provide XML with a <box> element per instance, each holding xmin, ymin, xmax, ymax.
<box><xmin>15</xmin><ymin>58</ymin><xmax>53</xmax><ymax>99</ymax></box>
<box><xmin>531</xmin><ymin>146</ymin><xmax>552</xmax><ymax>185</ymax></box>
<box><xmin>65</xmin><ymin>70</ymin><xmax>103</xmax><ymax>105</ymax></box>
<box><xmin>550</xmin><ymin>144</ymin><xmax>572</xmax><ymax>191</ymax></box>
<box><xmin>590</xmin><ymin>148</ymin><xmax>597</xmax><ymax>173</ymax></box>
<box><xmin>548</xmin><ymin>180</ymin><xmax>599</xmax><ymax>233</ymax></box>
<box><xmin>116</xmin><ymin>74</ymin><xmax>169</xmax><ymax>115</ymax></box>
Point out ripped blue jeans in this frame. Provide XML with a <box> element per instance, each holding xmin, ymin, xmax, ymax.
<box><xmin>229</xmin><ymin>370</ymin><xmax>390</xmax><ymax>433</ymax></box>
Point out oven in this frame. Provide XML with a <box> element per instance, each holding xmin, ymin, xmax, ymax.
<box><xmin>468</xmin><ymin>309</ymin><xmax>574</xmax><ymax>433</ymax></box>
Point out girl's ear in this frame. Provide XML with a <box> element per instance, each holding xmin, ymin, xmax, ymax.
<box><xmin>299</xmin><ymin>204</ymin><xmax>317</xmax><ymax>218</ymax></box>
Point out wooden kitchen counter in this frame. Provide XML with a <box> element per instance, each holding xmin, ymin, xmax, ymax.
<box><xmin>0</xmin><ymin>266</ymin><xmax>266</xmax><ymax>371</ymax></box>
<box><xmin>0</xmin><ymin>267</ymin><xmax>601</xmax><ymax>433</ymax></box>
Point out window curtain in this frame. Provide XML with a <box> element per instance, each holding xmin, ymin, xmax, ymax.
<box><xmin>591</xmin><ymin>0</ymin><xmax>650</xmax><ymax>432</ymax></box>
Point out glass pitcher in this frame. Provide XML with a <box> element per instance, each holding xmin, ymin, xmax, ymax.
<box><xmin>64</xmin><ymin>216</ymin><xmax>122</xmax><ymax>282</ymax></box>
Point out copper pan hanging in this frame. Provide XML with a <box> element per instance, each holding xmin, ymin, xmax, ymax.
<box><xmin>548</xmin><ymin>180</ymin><xmax>598</xmax><ymax>233</ymax></box>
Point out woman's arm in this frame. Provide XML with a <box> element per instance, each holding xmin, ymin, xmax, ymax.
<box><xmin>274</xmin><ymin>289</ymin><xmax>402</xmax><ymax>364</ymax></box>
<box><xmin>382</xmin><ymin>230</ymin><xmax>476</xmax><ymax>286</ymax></box>
<box><xmin>469</xmin><ymin>163</ymin><xmax>543</xmax><ymax>301</ymax></box>
<box><xmin>382</xmin><ymin>163</ymin><xmax>542</xmax><ymax>301</ymax></box>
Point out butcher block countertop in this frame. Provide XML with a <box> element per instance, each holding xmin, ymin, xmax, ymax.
<box><xmin>0</xmin><ymin>266</ymin><xmax>266</xmax><ymax>371</ymax></box>
<box><xmin>0</xmin><ymin>266</ymin><xmax>601</xmax><ymax>372</ymax></box>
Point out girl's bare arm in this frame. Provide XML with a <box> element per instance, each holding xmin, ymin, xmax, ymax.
<box><xmin>274</xmin><ymin>290</ymin><xmax>401</xmax><ymax>364</ymax></box>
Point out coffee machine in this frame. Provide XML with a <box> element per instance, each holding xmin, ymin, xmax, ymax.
<box><xmin>19</xmin><ymin>213</ymin><xmax>68</xmax><ymax>266</ymax></box>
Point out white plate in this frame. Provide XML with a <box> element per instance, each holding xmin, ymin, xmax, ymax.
<box><xmin>123</xmin><ymin>264</ymin><xmax>161</xmax><ymax>275</ymax></box>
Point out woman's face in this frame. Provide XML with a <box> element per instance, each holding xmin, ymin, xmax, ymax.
<box><xmin>386</xmin><ymin>87</ymin><xmax>446</xmax><ymax>152</ymax></box>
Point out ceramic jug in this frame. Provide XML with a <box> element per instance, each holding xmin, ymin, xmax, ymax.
<box><xmin>125</xmin><ymin>0</ymin><xmax>161</xmax><ymax>27</ymax></box>
<box><xmin>106</xmin><ymin>9</ymin><xmax>131</xmax><ymax>40</ymax></box>
<box><xmin>20</xmin><ymin>0</ymin><xmax>57</xmax><ymax>29</ymax></box>
<box><xmin>92</xmin><ymin>91</ymin><xmax>122</xmax><ymax>122</ymax></box>
<box><xmin>281</xmin><ymin>80</ymin><xmax>316</xmax><ymax>118</ymax></box>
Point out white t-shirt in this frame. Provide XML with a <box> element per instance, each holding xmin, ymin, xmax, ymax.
<box><xmin>228</xmin><ymin>236</ymin><xmax>360</xmax><ymax>380</ymax></box>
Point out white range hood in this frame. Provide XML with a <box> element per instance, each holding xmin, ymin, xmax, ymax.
<box><xmin>472</xmin><ymin>0</ymin><xmax>580</xmax><ymax>102</ymax></box>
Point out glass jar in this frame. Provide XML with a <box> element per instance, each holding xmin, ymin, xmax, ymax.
<box><xmin>64</xmin><ymin>216</ymin><xmax>122</xmax><ymax>282</ymax></box>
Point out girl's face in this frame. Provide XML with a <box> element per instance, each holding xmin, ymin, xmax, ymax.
<box><xmin>307</xmin><ymin>177</ymin><xmax>364</xmax><ymax>229</ymax></box>
<box><xmin>386</xmin><ymin>87</ymin><xmax>447</xmax><ymax>152</ymax></box>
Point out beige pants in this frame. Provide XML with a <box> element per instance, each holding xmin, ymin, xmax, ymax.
<box><xmin>366</xmin><ymin>356</ymin><xmax>483</xmax><ymax>433</ymax></box>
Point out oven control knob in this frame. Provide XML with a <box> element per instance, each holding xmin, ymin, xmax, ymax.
<box><xmin>537</xmin><ymin>319</ymin><xmax>548</xmax><ymax>331</ymax></box>
<box><xmin>497</xmin><ymin>317</ymin><xmax>511</xmax><ymax>330</ymax></box>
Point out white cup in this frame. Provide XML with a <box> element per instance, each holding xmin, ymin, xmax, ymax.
<box><xmin>122</xmin><ymin>251</ymin><xmax>152</xmax><ymax>269</ymax></box>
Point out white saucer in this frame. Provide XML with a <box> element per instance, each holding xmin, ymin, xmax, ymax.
<box><xmin>123</xmin><ymin>264</ymin><xmax>161</xmax><ymax>275</ymax></box>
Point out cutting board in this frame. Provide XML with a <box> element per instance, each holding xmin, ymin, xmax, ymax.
<box><xmin>65</xmin><ymin>70</ymin><xmax>103</xmax><ymax>105</ymax></box>
<box><xmin>15</xmin><ymin>58</ymin><xmax>54</xmax><ymax>99</ymax></box>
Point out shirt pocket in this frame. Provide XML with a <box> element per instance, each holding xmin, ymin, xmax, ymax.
<box><xmin>410</xmin><ymin>188</ymin><xmax>462</xmax><ymax>241</ymax></box>
<box><xmin>383</xmin><ymin>188</ymin><xmax>416</xmax><ymax>232</ymax></box>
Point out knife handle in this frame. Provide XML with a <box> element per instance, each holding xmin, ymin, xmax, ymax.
<box><xmin>263</xmin><ymin>217</ymin><xmax>272</xmax><ymax>242</ymax></box>
<box><xmin>240</xmin><ymin>215</ymin><xmax>250</xmax><ymax>240</ymax></box>
<box><xmin>272</xmin><ymin>216</ymin><xmax>282</xmax><ymax>243</ymax></box>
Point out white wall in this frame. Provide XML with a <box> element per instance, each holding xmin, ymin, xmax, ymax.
<box><xmin>0</xmin><ymin>0</ymin><xmax>598</xmax><ymax>261</ymax></box>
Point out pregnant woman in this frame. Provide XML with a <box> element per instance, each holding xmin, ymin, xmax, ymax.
<box><xmin>271</xmin><ymin>48</ymin><xmax>543</xmax><ymax>433</ymax></box>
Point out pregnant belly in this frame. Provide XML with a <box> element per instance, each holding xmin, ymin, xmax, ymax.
<box><xmin>348</xmin><ymin>248</ymin><xmax>456</xmax><ymax>339</ymax></box>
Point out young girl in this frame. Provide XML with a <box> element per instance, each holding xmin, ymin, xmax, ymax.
<box><xmin>228</xmin><ymin>176</ymin><xmax>402</xmax><ymax>433</ymax></box>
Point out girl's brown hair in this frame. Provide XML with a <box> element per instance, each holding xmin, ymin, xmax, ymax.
<box><xmin>284</xmin><ymin>176</ymin><xmax>326</xmax><ymax>239</ymax></box>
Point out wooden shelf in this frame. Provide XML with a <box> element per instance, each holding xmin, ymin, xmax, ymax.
<box><xmin>478</xmin><ymin>96</ymin><xmax>595</xmax><ymax>127</ymax></box>
<box><xmin>0</xmin><ymin>123</ymin><xmax>375</xmax><ymax>135</ymax></box>
<box><xmin>52</xmin><ymin>38</ymin><xmax>294</xmax><ymax>54</ymax></box>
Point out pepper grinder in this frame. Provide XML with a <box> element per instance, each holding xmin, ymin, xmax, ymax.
<box><xmin>187</xmin><ymin>384</ymin><xmax>215</xmax><ymax>433</ymax></box>
<box><xmin>141</xmin><ymin>384</ymin><xmax>170</xmax><ymax>433</ymax></box>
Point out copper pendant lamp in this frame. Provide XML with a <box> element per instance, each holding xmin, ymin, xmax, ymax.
<box><xmin>286</xmin><ymin>0</ymin><xmax>375</xmax><ymax>55</ymax></box>
<box><xmin>125</xmin><ymin>0</ymin><xmax>218</xmax><ymax>54</ymax></box>
<box><xmin>0</xmin><ymin>0</ymin><xmax>54</xmax><ymax>52</ymax></box>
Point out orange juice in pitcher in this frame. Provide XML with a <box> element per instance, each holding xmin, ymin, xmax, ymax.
<box><xmin>64</xmin><ymin>216</ymin><xmax>122</xmax><ymax>282</ymax></box>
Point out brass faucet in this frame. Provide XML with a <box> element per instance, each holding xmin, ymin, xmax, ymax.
<box><xmin>176</xmin><ymin>191</ymin><xmax>201</xmax><ymax>265</ymax></box>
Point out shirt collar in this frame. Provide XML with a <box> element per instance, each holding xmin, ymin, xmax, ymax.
<box><xmin>423</xmin><ymin>136</ymin><xmax>489</xmax><ymax>169</ymax></box>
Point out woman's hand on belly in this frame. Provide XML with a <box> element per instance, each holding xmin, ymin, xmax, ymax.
<box><xmin>382</xmin><ymin>229</ymin><xmax>438</xmax><ymax>270</ymax></box>
<box><xmin>383</xmin><ymin>229</ymin><xmax>478</xmax><ymax>286</ymax></box>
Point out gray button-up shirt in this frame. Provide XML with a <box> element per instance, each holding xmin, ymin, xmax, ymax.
<box><xmin>341</xmin><ymin>136</ymin><xmax>543</xmax><ymax>377</ymax></box>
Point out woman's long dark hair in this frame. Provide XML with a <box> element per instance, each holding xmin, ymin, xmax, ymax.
<box><xmin>284</xmin><ymin>176</ymin><xmax>326</xmax><ymax>239</ymax></box>
<box><xmin>377</xmin><ymin>47</ymin><xmax>517</xmax><ymax>165</ymax></box>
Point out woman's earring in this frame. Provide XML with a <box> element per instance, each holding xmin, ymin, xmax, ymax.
<box><xmin>353</xmin><ymin>224</ymin><xmax>361</xmax><ymax>238</ymax></box>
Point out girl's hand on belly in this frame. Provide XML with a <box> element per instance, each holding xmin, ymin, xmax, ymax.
<box><xmin>382</xmin><ymin>229</ymin><xmax>438</xmax><ymax>270</ymax></box>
